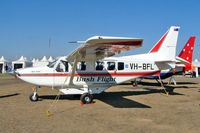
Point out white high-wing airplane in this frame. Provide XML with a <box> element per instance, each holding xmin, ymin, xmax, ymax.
<box><xmin>15</xmin><ymin>26</ymin><xmax>179</xmax><ymax>104</ymax></box>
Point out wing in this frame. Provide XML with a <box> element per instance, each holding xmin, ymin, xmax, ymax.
<box><xmin>67</xmin><ymin>36</ymin><xmax>143</xmax><ymax>62</ymax></box>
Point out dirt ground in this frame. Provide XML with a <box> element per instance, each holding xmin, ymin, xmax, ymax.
<box><xmin>0</xmin><ymin>75</ymin><xmax>200</xmax><ymax>133</ymax></box>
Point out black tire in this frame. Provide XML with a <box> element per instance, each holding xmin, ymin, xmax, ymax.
<box><xmin>80</xmin><ymin>93</ymin><xmax>93</xmax><ymax>104</ymax></box>
<box><xmin>29</xmin><ymin>93</ymin><xmax>38</xmax><ymax>102</ymax></box>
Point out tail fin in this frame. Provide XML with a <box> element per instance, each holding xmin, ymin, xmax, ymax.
<box><xmin>178</xmin><ymin>36</ymin><xmax>196</xmax><ymax>63</ymax></box>
<box><xmin>149</xmin><ymin>26</ymin><xmax>180</xmax><ymax>61</ymax></box>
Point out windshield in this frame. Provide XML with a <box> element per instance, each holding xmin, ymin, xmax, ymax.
<box><xmin>47</xmin><ymin>60</ymin><xmax>57</xmax><ymax>68</ymax></box>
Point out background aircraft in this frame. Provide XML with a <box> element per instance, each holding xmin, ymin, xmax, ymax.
<box><xmin>176</xmin><ymin>36</ymin><xmax>196</xmax><ymax>74</ymax></box>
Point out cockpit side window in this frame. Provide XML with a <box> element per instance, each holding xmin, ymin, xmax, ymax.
<box><xmin>107</xmin><ymin>62</ymin><xmax>115</xmax><ymax>70</ymax></box>
<box><xmin>48</xmin><ymin>60</ymin><xmax>57</xmax><ymax>68</ymax></box>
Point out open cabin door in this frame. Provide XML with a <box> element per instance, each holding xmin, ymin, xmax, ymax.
<box><xmin>53</xmin><ymin>60</ymin><xmax>70</xmax><ymax>87</ymax></box>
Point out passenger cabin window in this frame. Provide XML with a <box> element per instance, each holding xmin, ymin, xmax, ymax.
<box><xmin>118</xmin><ymin>62</ymin><xmax>124</xmax><ymax>70</ymax></box>
<box><xmin>96</xmin><ymin>61</ymin><xmax>104</xmax><ymax>71</ymax></box>
<box><xmin>56</xmin><ymin>61</ymin><xmax>68</xmax><ymax>72</ymax></box>
<box><xmin>77</xmin><ymin>61</ymin><xmax>86</xmax><ymax>71</ymax></box>
<box><xmin>107</xmin><ymin>62</ymin><xmax>115</xmax><ymax>70</ymax></box>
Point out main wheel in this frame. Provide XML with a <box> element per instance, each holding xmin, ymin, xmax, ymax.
<box><xmin>80</xmin><ymin>93</ymin><xmax>93</xmax><ymax>104</ymax></box>
<box><xmin>29</xmin><ymin>93</ymin><xmax>39</xmax><ymax>102</ymax></box>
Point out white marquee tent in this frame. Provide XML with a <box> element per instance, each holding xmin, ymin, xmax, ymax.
<box><xmin>12</xmin><ymin>56</ymin><xmax>32</xmax><ymax>70</ymax></box>
<box><xmin>48</xmin><ymin>56</ymin><xmax>54</xmax><ymax>62</ymax></box>
<box><xmin>32</xmin><ymin>56</ymin><xmax>50</xmax><ymax>67</ymax></box>
<box><xmin>192</xmin><ymin>59</ymin><xmax>200</xmax><ymax>77</ymax></box>
<box><xmin>0</xmin><ymin>56</ymin><xmax>9</xmax><ymax>73</ymax></box>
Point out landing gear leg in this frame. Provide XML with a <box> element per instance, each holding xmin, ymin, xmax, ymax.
<box><xmin>158</xmin><ymin>76</ymin><xmax>169</xmax><ymax>95</ymax></box>
<box><xmin>29</xmin><ymin>86</ymin><xmax>39</xmax><ymax>102</ymax></box>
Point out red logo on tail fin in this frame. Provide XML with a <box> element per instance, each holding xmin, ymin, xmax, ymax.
<box><xmin>149</xmin><ymin>31</ymin><xmax>168</xmax><ymax>53</ymax></box>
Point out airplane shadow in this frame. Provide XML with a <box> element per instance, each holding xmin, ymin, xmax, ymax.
<box><xmin>39</xmin><ymin>93</ymin><xmax>151</xmax><ymax>108</ymax></box>
<box><xmin>39</xmin><ymin>86</ymin><xmax>183</xmax><ymax>108</ymax></box>
<box><xmin>0</xmin><ymin>93</ymin><xmax>20</xmax><ymax>99</ymax></box>
<box><xmin>96</xmin><ymin>86</ymin><xmax>184</xmax><ymax>108</ymax></box>
<box><xmin>95</xmin><ymin>92</ymin><xmax>151</xmax><ymax>108</ymax></box>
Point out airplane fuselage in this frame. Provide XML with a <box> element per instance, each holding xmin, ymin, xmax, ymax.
<box><xmin>16</xmin><ymin>56</ymin><xmax>161</xmax><ymax>94</ymax></box>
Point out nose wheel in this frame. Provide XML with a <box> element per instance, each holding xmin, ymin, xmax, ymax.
<box><xmin>29</xmin><ymin>86</ymin><xmax>39</xmax><ymax>102</ymax></box>
<box><xmin>80</xmin><ymin>93</ymin><xmax>93</xmax><ymax>104</ymax></box>
<box><xmin>29</xmin><ymin>92</ymin><xmax>39</xmax><ymax>101</ymax></box>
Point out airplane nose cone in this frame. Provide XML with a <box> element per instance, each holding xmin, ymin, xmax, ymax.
<box><xmin>14</xmin><ymin>68</ymin><xmax>24</xmax><ymax>78</ymax></box>
<box><xmin>14</xmin><ymin>69</ymin><xmax>21</xmax><ymax>78</ymax></box>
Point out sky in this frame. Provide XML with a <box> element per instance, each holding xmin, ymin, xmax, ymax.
<box><xmin>0</xmin><ymin>0</ymin><xmax>199</xmax><ymax>61</ymax></box>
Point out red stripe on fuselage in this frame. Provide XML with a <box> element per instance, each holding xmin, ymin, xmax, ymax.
<box><xmin>18</xmin><ymin>71</ymin><xmax>160</xmax><ymax>77</ymax></box>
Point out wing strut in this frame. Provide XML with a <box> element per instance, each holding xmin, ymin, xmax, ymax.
<box><xmin>69</xmin><ymin>55</ymin><xmax>78</xmax><ymax>86</ymax></box>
